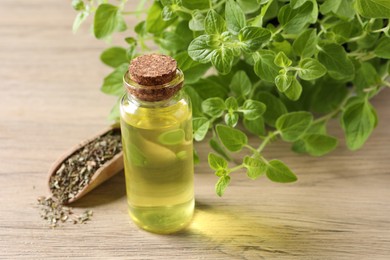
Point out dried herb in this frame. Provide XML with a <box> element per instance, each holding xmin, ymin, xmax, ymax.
<box><xmin>37</xmin><ymin>196</ymin><xmax>93</xmax><ymax>228</ymax></box>
<box><xmin>38</xmin><ymin>129</ymin><xmax>122</xmax><ymax>228</ymax></box>
<box><xmin>49</xmin><ymin>129</ymin><xmax>122</xmax><ymax>203</ymax></box>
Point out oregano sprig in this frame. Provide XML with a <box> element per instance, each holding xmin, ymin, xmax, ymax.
<box><xmin>71</xmin><ymin>0</ymin><xmax>390</xmax><ymax>196</ymax></box>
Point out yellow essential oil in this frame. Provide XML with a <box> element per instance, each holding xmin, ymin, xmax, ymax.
<box><xmin>120</xmin><ymin>54</ymin><xmax>194</xmax><ymax>234</ymax></box>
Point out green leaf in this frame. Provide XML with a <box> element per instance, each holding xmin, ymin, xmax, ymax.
<box><xmin>255</xmin><ymin>92</ymin><xmax>288</xmax><ymax>126</ymax></box>
<box><xmin>254</xmin><ymin>52</ymin><xmax>279</xmax><ymax>82</ymax></box>
<box><xmin>175</xmin><ymin>51</ymin><xmax>204</xmax><ymax>71</ymax></box>
<box><xmin>306</xmin><ymin>121</ymin><xmax>328</xmax><ymax>135</ymax></box>
<box><xmin>388</xmin><ymin>61</ymin><xmax>390</xmax><ymax>75</ymax></box>
<box><xmin>320</xmin><ymin>0</ymin><xmax>355</xmax><ymax>20</ymax></box>
<box><xmin>330</xmin><ymin>20</ymin><xmax>362</xmax><ymax>44</ymax></box>
<box><xmin>124</xmin><ymin>38</ymin><xmax>137</xmax><ymax>61</ymax></box>
<box><xmin>184</xmin><ymin>86</ymin><xmax>203</xmax><ymax>117</ymax></box>
<box><xmin>73</xmin><ymin>12</ymin><xmax>88</xmax><ymax>33</ymax></box>
<box><xmin>208</xmin><ymin>153</ymin><xmax>228</xmax><ymax>170</ymax></box>
<box><xmin>266</xmin><ymin>160</ymin><xmax>297</xmax><ymax>183</ymax></box>
<box><xmin>238</xmin><ymin>26</ymin><xmax>271</xmax><ymax>52</ymax></box>
<box><xmin>341</xmin><ymin>100</ymin><xmax>377</xmax><ymax>150</ymax></box>
<box><xmin>191</xmin><ymin>77</ymin><xmax>229</xmax><ymax>99</ymax></box>
<box><xmin>291</xmin><ymin>140</ymin><xmax>307</xmax><ymax>154</ymax></box>
<box><xmin>278</xmin><ymin>2</ymin><xmax>313</xmax><ymax>34</ymax></box>
<box><xmin>353</xmin><ymin>62</ymin><xmax>381</xmax><ymax>94</ymax></box>
<box><xmin>159</xmin><ymin>21</ymin><xmax>193</xmax><ymax>52</ymax></box>
<box><xmin>244</xmin><ymin>156</ymin><xmax>267</xmax><ymax>180</ymax></box>
<box><xmin>134</xmin><ymin>21</ymin><xmax>147</xmax><ymax>36</ymax></box>
<box><xmin>182</xmin><ymin>0</ymin><xmax>209</xmax><ymax>10</ymax></box>
<box><xmin>191</xmin><ymin>149</ymin><xmax>199</xmax><ymax>165</ymax></box>
<box><xmin>374</xmin><ymin>37</ymin><xmax>390</xmax><ymax>59</ymax></box>
<box><xmin>284</xmin><ymin>77</ymin><xmax>302</xmax><ymax>101</ymax></box>
<box><xmin>72</xmin><ymin>0</ymin><xmax>85</xmax><ymax>11</ymax></box>
<box><xmin>243</xmin><ymin>117</ymin><xmax>266</xmax><ymax>136</ymax></box>
<box><xmin>189</xmin><ymin>10</ymin><xmax>205</xmax><ymax>31</ymax></box>
<box><xmin>188</xmin><ymin>35</ymin><xmax>215</xmax><ymax>63</ymax></box>
<box><xmin>238</xmin><ymin>0</ymin><xmax>261</xmax><ymax>13</ymax></box>
<box><xmin>225</xmin><ymin>96</ymin><xmax>239</xmax><ymax>110</ymax></box>
<box><xmin>317</xmin><ymin>43</ymin><xmax>355</xmax><ymax>81</ymax></box>
<box><xmin>276</xmin><ymin>111</ymin><xmax>313</xmax><ymax>142</ymax></box>
<box><xmin>211</xmin><ymin>47</ymin><xmax>234</xmax><ymax>75</ymax></box>
<box><xmin>293</xmin><ymin>29</ymin><xmax>317</xmax><ymax>58</ymax></box>
<box><xmin>230</xmin><ymin>70</ymin><xmax>252</xmax><ymax>97</ymax></box>
<box><xmin>224</xmin><ymin>112</ymin><xmax>239</xmax><ymax>127</ymax></box>
<box><xmin>300</xmin><ymin>134</ymin><xmax>338</xmax><ymax>156</ymax></box>
<box><xmin>275</xmin><ymin>74</ymin><xmax>293</xmax><ymax>92</ymax></box>
<box><xmin>204</xmin><ymin>9</ymin><xmax>226</xmax><ymax>35</ymax></box>
<box><xmin>108</xmin><ymin>98</ymin><xmax>121</xmax><ymax>122</ymax></box>
<box><xmin>274</xmin><ymin>52</ymin><xmax>292</xmax><ymax>67</ymax></box>
<box><xmin>270</xmin><ymin>40</ymin><xmax>293</xmax><ymax>58</ymax></box>
<box><xmin>356</xmin><ymin>0</ymin><xmax>390</xmax><ymax>18</ymax></box>
<box><xmin>298</xmin><ymin>58</ymin><xmax>327</xmax><ymax>80</ymax></box>
<box><xmin>225</xmin><ymin>0</ymin><xmax>246</xmax><ymax>34</ymax></box>
<box><xmin>202</xmin><ymin>97</ymin><xmax>226</xmax><ymax>117</ymax></box>
<box><xmin>216</xmin><ymin>124</ymin><xmax>248</xmax><ymax>152</ymax></box>
<box><xmin>101</xmin><ymin>63</ymin><xmax>128</xmax><ymax>96</ymax></box>
<box><xmin>311</xmin><ymin>78</ymin><xmax>349</xmax><ymax>114</ymax></box>
<box><xmin>193</xmin><ymin>117</ymin><xmax>210</xmax><ymax>141</ymax></box>
<box><xmin>162</xmin><ymin>5</ymin><xmax>177</xmax><ymax>21</ymax></box>
<box><xmin>209</xmin><ymin>138</ymin><xmax>231</xmax><ymax>161</ymax></box>
<box><xmin>94</xmin><ymin>4</ymin><xmax>123</xmax><ymax>39</ymax></box>
<box><xmin>216</xmin><ymin>175</ymin><xmax>231</xmax><ymax>196</ymax></box>
<box><xmin>146</xmin><ymin>2</ymin><xmax>174</xmax><ymax>34</ymax></box>
<box><xmin>174</xmin><ymin>52</ymin><xmax>210</xmax><ymax>84</ymax></box>
<box><xmin>239</xmin><ymin>100</ymin><xmax>266</xmax><ymax>120</ymax></box>
<box><xmin>100</xmin><ymin>47</ymin><xmax>128</xmax><ymax>68</ymax></box>
<box><xmin>290</xmin><ymin>0</ymin><xmax>306</xmax><ymax>9</ymax></box>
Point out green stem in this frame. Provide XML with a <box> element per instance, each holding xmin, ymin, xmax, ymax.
<box><xmin>257</xmin><ymin>131</ymin><xmax>279</xmax><ymax>153</ymax></box>
<box><xmin>356</xmin><ymin>13</ymin><xmax>365</xmax><ymax>28</ymax></box>
<box><xmin>244</xmin><ymin>144</ymin><xmax>258</xmax><ymax>154</ymax></box>
<box><xmin>348</xmin><ymin>32</ymin><xmax>367</xmax><ymax>42</ymax></box>
<box><xmin>211</xmin><ymin>127</ymin><xmax>234</xmax><ymax>162</ymax></box>
<box><xmin>371</xmin><ymin>25</ymin><xmax>389</xmax><ymax>33</ymax></box>
<box><xmin>314</xmin><ymin>93</ymin><xmax>352</xmax><ymax>124</ymax></box>
<box><xmin>176</xmin><ymin>6</ymin><xmax>193</xmax><ymax>14</ymax></box>
<box><xmin>230</xmin><ymin>164</ymin><xmax>245</xmax><ymax>172</ymax></box>
<box><xmin>249</xmin><ymin>80</ymin><xmax>262</xmax><ymax>99</ymax></box>
<box><xmin>271</xmin><ymin>27</ymin><xmax>283</xmax><ymax>40</ymax></box>
<box><xmin>251</xmin><ymin>0</ymin><xmax>274</xmax><ymax>27</ymax></box>
<box><xmin>347</xmin><ymin>51</ymin><xmax>376</xmax><ymax>62</ymax></box>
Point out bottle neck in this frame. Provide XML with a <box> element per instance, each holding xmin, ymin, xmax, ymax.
<box><xmin>126</xmin><ymin>90</ymin><xmax>184</xmax><ymax>108</ymax></box>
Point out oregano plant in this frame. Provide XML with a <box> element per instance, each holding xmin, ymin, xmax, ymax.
<box><xmin>72</xmin><ymin>0</ymin><xmax>390</xmax><ymax>196</ymax></box>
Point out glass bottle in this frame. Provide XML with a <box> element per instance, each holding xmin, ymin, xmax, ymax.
<box><xmin>120</xmin><ymin>54</ymin><xmax>194</xmax><ymax>234</ymax></box>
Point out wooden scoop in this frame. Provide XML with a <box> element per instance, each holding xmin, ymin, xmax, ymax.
<box><xmin>47</xmin><ymin>124</ymin><xmax>124</xmax><ymax>204</ymax></box>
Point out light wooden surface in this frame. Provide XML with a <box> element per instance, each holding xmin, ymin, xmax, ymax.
<box><xmin>1</xmin><ymin>1</ymin><xmax>389</xmax><ymax>259</ymax></box>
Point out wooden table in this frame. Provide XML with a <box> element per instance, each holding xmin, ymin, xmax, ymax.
<box><xmin>1</xmin><ymin>1</ymin><xmax>389</xmax><ymax>259</ymax></box>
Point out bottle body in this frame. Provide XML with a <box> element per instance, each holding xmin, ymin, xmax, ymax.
<box><xmin>120</xmin><ymin>88</ymin><xmax>194</xmax><ymax>234</ymax></box>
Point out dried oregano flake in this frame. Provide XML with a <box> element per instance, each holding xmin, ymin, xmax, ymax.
<box><xmin>38</xmin><ymin>129</ymin><xmax>122</xmax><ymax>228</ymax></box>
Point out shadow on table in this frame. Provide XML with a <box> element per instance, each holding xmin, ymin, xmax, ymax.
<box><xmin>169</xmin><ymin>200</ymin><xmax>308</xmax><ymax>258</ymax></box>
<box><xmin>71</xmin><ymin>171</ymin><xmax>126</xmax><ymax>208</ymax></box>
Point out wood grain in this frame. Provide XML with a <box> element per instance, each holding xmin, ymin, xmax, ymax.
<box><xmin>0</xmin><ymin>1</ymin><xmax>389</xmax><ymax>259</ymax></box>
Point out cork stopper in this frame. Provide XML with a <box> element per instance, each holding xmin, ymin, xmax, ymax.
<box><xmin>125</xmin><ymin>54</ymin><xmax>183</xmax><ymax>102</ymax></box>
<box><xmin>129</xmin><ymin>54</ymin><xmax>177</xmax><ymax>86</ymax></box>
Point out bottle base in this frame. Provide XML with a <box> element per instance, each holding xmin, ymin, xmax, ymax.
<box><xmin>128</xmin><ymin>199</ymin><xmax>194</xmax><ymax>234</ymax></box>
